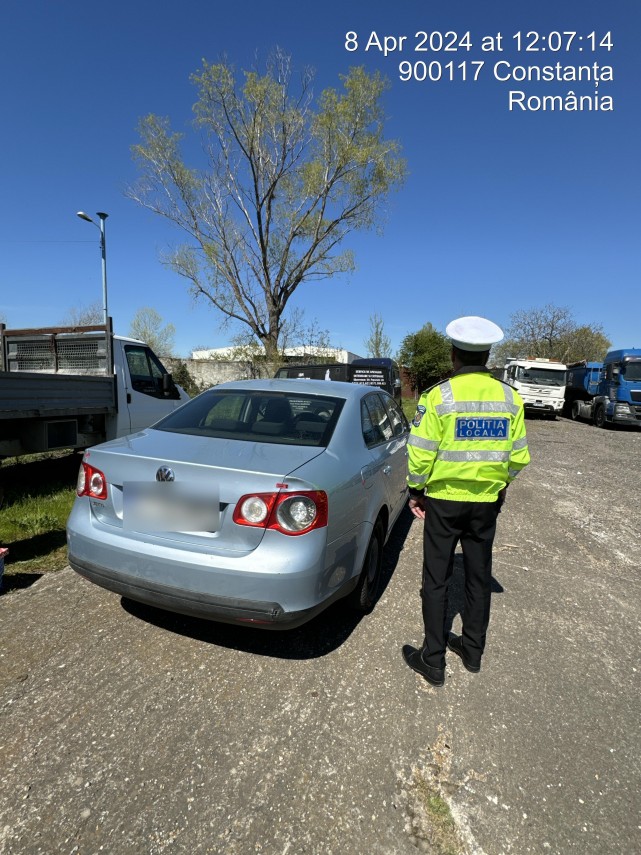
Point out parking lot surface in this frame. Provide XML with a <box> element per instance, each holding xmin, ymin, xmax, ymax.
<box><xmin>1</xmin><ymin>418</ymin><xmax>640</xmax><ymax>854</ymax></box>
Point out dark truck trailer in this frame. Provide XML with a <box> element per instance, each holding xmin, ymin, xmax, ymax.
<box><xmin>274</xmin><ymin>358</ymin><xmax>402</xmax><ymax>403</ymax></box>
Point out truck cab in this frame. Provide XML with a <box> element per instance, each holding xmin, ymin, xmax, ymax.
<box><xmin>116</xmin><ymin>337</ymin><xmax>189</xmax><ymax>434</ymax></box>
<box><xmin>502</xmin><ymin>358</ymin><xmax>567</xmax><ymax>419</ymax></box>
<box><xmin>602</xmin><ymin>350</ymin><xmax>641</xmax><ymax>425</ymax></box>
<box><xmin>567</xmin><ymin>350</ymin><xmax>641</xmax><ymax>428</ymax></box>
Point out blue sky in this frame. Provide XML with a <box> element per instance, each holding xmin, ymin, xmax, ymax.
<box><xmin>1</xmin><ymin>0</ymin><xmax>638</xmax><ymax>358</ymax></box>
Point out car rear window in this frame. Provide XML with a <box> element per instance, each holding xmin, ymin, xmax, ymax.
<box><xmin>154</xmin><ymin>390</ymin><xmax>344</xmax><ymax>447</ymax></box>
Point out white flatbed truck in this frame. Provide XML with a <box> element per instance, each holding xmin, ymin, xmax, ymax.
<box><xmin>0</xmin><ymin>321</ymin><xmax>190</xmax><ymax>458</ymax></box>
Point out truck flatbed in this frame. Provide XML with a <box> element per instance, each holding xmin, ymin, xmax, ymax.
<box><xmin>0</xmin><ymin>371</ymin><xmax>115</xmax><ymax>420</ymax></box>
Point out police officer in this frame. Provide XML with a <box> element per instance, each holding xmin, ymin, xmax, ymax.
<box><xmin>402</xmin><ymin>316</ymin><xmax>530</xmax><ymax>687</ymax></box>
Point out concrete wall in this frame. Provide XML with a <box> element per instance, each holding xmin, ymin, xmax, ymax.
<box><xmin>167</xmin><ymin>358</ymin><xmax>416</xmax><ymax>398</ymax></box>
<box><xmin>165</xmin><ymin>358</ymin><xmax>275</xmax><ymax>391</ymax></box>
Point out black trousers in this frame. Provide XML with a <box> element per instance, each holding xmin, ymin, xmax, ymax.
<box><xmin>421</xmin><ymin>497</ymin><xmax>499</xmax><ymax>669</ymax></box>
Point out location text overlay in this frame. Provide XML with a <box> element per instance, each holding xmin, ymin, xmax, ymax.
<box><xmin>344</xmin><ymin>30</ymin><xmax>615</xmax><ymax>112</ymax></box>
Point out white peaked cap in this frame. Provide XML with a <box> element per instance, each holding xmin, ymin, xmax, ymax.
<box><xmin>445</xmin><ymin>316</ymin><xmax>504</xmax><ymax>351</ymax></box>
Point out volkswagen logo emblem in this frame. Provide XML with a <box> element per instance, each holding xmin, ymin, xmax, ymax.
<box><xmin>156</xmin><ymin>466</ymin><xmax>175</xmax><ymax>482</ymax></box>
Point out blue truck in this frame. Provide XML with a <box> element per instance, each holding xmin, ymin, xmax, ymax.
<box><xmin>565</xmin><ymin>349</ymin><xmax>641</xmax><ymax>428</ymax></box>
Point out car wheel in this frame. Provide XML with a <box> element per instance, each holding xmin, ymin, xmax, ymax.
<box><xmin>594</xmin><ymin>404</ymin><xmax>607</xmax><ymax>428</ymax></box>
<box><xmin>571</xmin><ymin>401</ymin><xmax>582</xmax><ymax>421</ymax></box>
<box><xmin>350</xmin><ymin>518</ymin><xmax>384</xmax><ymax>613</ymax></box>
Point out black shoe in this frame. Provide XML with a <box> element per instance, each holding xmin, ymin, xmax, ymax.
<box><xmin>402</xmin><ymin>645</ymin><xmax>445</xmax><ymax>687</ymax></box>
<box><xmin>447</xmin><ymin>634</ymin><xmax>481</xmax><ymax>673</ymax></box>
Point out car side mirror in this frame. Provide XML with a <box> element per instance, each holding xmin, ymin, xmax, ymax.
<box><xmin>162</xmin><ymin>373</ymin><xmax>177</xmax><ymax>397</ymax></box>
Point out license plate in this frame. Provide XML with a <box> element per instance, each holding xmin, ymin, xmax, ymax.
<box><xmin>533</xmin><ymin>402</ymin><xmax>544</xmax><ymax>407</ymax></box>
<box><xmin>123</xmin><ymin>482</ymin><xmax>219</xmax><ymax>532</ymax></box>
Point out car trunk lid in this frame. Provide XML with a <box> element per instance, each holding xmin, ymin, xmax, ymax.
<box><xmin>83</xmin><ymin>429</ymin><xmax>324</xmax><ymax>553</ymax></box>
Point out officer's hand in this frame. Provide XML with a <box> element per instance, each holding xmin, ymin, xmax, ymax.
<box><xmin>408</xmin><ymin>496</ymin><xmax>426</xmax><ymax>520</ymax></box>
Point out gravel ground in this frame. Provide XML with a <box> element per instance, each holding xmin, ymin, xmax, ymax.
<box><xmin>1</xmin><ymin>416</ymin><xmax>640</xmax><ymax>855</ymax></box>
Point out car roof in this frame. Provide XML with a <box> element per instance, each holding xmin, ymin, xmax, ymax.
<box><xmin>212</xmin><ymin>377</ymin><xmax>387</xmax><ymax>400</ymax></box>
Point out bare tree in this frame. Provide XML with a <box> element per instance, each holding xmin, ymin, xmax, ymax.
<box><xmin>507</xmin><ymin>304</ymin><xmax>574</xmax><ymax>357</ymax></box>
<box><xmin>208</xmin><ymin>309</ymin><xmax>333</xmax><ymax>375</ymax></box>
<box><xmin>128</xmin><ymin>51</ymin><xmax>406</xmax><ymax>360</ymax></box>
<box><xmin>556</xmin><ymin>325</ymin><xmax>611</xmax><ymax>363</ymax></box>
<box><xmin>364</xmin><ymin>312</ymin><xmax>391</xmax><ymax>358</ymax></box>
<box><xmin>60</xmin><ymin>302</ymin><xmax>103</xmax><ymax>326</ymax></box>
<box><xmin>493</xmin><ymin>304</ymin><xmax>610</xmax><ymax>364</ymax></box>
<box><xmin>129</xmin><ymin>307</ymin><xmax>176</xmax><ymax>356</ymax></box>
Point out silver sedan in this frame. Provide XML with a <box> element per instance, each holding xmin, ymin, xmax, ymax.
<box><xmin>67</xmin><ymin>379</ymin><xmax>409</xmax><ymax>628</ymax></box>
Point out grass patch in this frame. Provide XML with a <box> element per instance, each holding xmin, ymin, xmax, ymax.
<box><xmin>1</xmin><ymin>452</ymin><xmax>78</xmax><ymax>581</ymax></box>
<box><xmin>412</xmin><ymin>770</ymin><xmax>465</xmax><ymax>855</ymax></box>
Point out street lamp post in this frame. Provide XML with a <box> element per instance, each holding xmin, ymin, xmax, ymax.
<box><xmin>77</xmin><ymin>211</ymin><xmax>109</xmax><ymax>325</ymax></box>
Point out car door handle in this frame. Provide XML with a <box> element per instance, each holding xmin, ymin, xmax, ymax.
<box><xmin>361</xmin><ymin>465</ymin><xmax>375</xmax><ymax>488</ymax></box>
<box><xmin>383</xmin><ymin>465</ymin><xmax>392</xmax><ymax>475</ymax></box>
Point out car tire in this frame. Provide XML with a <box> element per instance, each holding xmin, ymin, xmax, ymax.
<box><xmin>594</xmin><ymin>404</ymin><xmax>607</xmax><ymax>429</ymax></box>
<box><xmin>349</xmin><ymin>518</ymin><xmax>384</xmax><ymax>613</ymax></box>
<box><xmin>571</xmin><ymin>401</ymin><xmax>582</xmax><ymax>421</ymax></box>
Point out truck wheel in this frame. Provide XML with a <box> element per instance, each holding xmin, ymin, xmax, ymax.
<box><xmin>571</xmin><ymin>401</ymin><xmax>582</xmax><ymax>421</ymax></box>
<box><xmin>594</xmin><ymin>405</ymin><xmax>607</xmax><ymax>429</ymax></box>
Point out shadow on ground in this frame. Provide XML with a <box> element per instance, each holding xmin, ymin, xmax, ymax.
<box><xmin>122</xmin><ymin>505</ymin><xmax>416</xmax><ymax>660</ymax></box>
<box><xmin>1</xmin><ymin>572</ymin><xmax>44</xmax><ymax>595</ymax></box>
<box><xmin>0</xmin><ymin>452</ymin><xmax>79</xmax><ymax>498</ymax></box>
<box><xmin>4</xmin><ymin>530</ymin><xmax>67</xmax><ymax>562</ymax></box>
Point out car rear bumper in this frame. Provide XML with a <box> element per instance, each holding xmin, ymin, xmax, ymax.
<box><xmin>69</xmin><ymin>553</ymin><xmax>354</xmax><ymax>629</ymax></box>
<box><xmin>66</xmin><ymin>500</ymin><xmax>363</xmax><ymax>628</ymax></box>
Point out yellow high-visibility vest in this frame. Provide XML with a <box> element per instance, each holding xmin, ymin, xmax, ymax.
<box><xmin>407</xmin><ymin>368</ymin><xmax>530</xmax><ymax>502</ymax></box>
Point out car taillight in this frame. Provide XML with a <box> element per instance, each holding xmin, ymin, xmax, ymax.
<box><xmin>233</xmin><ymin>491</ymin><xmax>327</xmax><ymax>535</ymax></box>
<box><xmin>76</xmin><ymin>462</ymin><xmax>108</xmax><ymax>500</ymax></box>
<box><xmin>235</xmin><ymin>493</ymin><xmax>277</xmax><ymax>525</ymax></box>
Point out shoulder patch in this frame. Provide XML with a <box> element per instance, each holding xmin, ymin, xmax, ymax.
<box><xmin>412</xmin><ymin>404</ymin><xmax>426</xmax><ymax>427</ymax></box>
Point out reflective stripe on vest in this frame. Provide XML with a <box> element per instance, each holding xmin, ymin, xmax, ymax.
<box><xmin>437</xmin><ymin>450</ymin><xmax>511</xmax><ymax>462</ymax></box>
<box><xmin>408</xmin><ymin>435</ymin><xmax>440</xmax><ymax>451</ymax></box>
<box><xmin>435</xmin><ymin>380</ymin><xmax>520</xmax><ymax>416</ymax></box>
